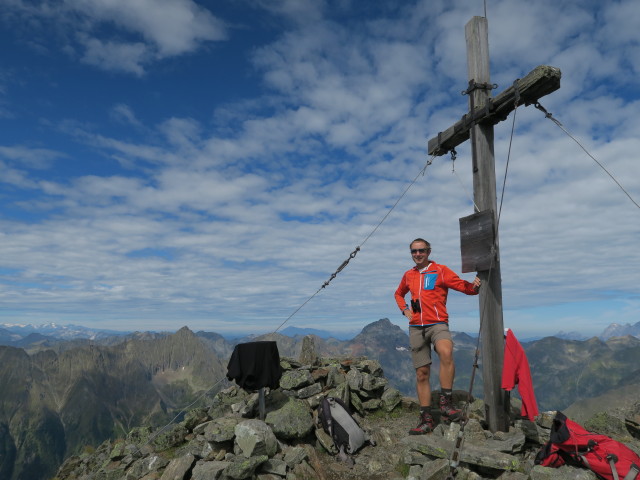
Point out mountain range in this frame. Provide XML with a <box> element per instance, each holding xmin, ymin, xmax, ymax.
<box><xmin>599</xmin><ymin>321</ymin><xmax>640</xmax><ymax>340</ymax></box>
<box><xmin>3</xmin><ymin>319</ymin><xmax>640</xmax><ymax>346</ymax></box>
<box><xmin>1</xmin><ymin>318</ymin><xmax>639</xmax><ymax>480</ymax></box>
<box><xmin>0</xmin><ymin>327</ymin><xmax>225</xmax><ymax>480</ymax></box>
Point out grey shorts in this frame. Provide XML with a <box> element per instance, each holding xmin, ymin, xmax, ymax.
<box><xmin>409</xmin><ymin>324</ymin><xmax>453</xmax><ymax>368</ymax></box>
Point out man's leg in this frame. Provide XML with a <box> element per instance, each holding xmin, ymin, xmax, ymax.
<box><xmin>434</xmin><ymin>338</ymin><xmax>462</xmax><ymax>422</ymax></box>
<box><xmin>410</xmin><ymin>365</ymin><xmax>435</xmax><ymax>435</ymax></box>
<box><xmin>435</xmin><ymin>339</ymin><xmax>455</xmax><ymax>389</ymax></box>
<box><xmin>416</xmin><ymin>365</ymin><xmax>431</xmax><ymax>406</ymax></box>
<box><xmin>409</xmin><ymin>327</ymin><xmax>436</xmax><ymax>434</ymax></box>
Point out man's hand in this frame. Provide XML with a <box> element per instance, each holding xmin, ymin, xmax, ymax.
<box><xmin>404</xmin><ymin>308</ymin><xmax>413</xmax><ymax>319</ymax></box>
<box><xmin>473</xmin><ymin>276</ymin><xmax>481</xmax><ymax>291</ymax></box>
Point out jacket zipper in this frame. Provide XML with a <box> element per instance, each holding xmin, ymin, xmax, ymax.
<box><xmin>416</xmin><ymin>270</ymin><xmax>423</xmax><ymax>324</ymax></box>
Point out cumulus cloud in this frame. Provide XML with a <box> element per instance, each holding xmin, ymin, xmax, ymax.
<box><xmin>67</xmin><ymin>0</ymin><xmax>227</xmax><ymax>55</ymax></box>
<box><xmin>3</xmin><ymin>0</ymin><xmax>228</xmax><ymax>74</ymax></box>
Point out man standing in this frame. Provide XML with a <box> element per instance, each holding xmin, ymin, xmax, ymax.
<box><xmin>394</xmin><ymin>238</ymin><xmax>480</xmax><ymax>434</ymax></box>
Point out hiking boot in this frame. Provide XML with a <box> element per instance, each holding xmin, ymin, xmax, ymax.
<box><xmin>439</xmin><ymin>394</ymin><xmax>462</xmax><ymax>423</ymax></box>
<box><xmin>409</xmin><ymin>411</ymin><xmax>435</xmax><ymax>435</ymax></box>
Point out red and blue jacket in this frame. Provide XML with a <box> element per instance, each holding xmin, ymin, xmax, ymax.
<box><xmin>394</xmin><ymin>260</ymin><xmax>478</xmax><ymax>326</ymax></box>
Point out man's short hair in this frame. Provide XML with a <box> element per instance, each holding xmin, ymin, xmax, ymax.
<box><xmin>410</xmin><ymin>238</ymin><xmax>431</xmax><ymax>249</ymax></box>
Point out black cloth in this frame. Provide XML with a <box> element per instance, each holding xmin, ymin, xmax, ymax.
<box><xmin>226</xmin><ymin>341</ymin><xmax>282</xmax><ymax>390</ymax></box>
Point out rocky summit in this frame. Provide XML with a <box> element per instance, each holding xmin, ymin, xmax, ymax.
<box><xmin>54</xmin><ymin>345</ymin><xmax>640</xmax><ymax>480</ymax></box>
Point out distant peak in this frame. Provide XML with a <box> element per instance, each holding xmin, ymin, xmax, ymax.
<box><xmin>359</xmin><ymin>318</ymin><xmax>400</xmax><ymax>335</ymax></box>
<box><xmin>174</xmin><ymin>326</ymin><xmax>195</xmax><ymax>336</ymax></box>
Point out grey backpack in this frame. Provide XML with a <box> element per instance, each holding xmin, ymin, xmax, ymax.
<box><xmin>318</xmin><ymin>396</ymin><xmax>371</xmax><ymax>459</ymax></box>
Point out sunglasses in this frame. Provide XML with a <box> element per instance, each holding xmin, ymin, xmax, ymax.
<box><xmin>410</xmin><ymin>248</ymin><xmax>428</xmax><ymax>254</ymax></box>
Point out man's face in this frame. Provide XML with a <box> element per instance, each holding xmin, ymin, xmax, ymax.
<box><xmin>410</xmin><ymin>242</ymin><xmax>430</xmax><ymax>267</ymax></box>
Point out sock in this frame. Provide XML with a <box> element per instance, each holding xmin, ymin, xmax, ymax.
<box><xmin>420</xmin><ymin>406</ymin><xmax>430</xmax><ymax>415</ymax></box>
<box><xmin>441</xmin><ymin>388</ymin><xmax>452</xmax><ymax>397</ymax></box>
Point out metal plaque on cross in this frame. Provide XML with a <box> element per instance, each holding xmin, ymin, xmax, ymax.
<box><xmin>459</xmin><ymin>209</ymin><xmax>495</xmax><ymax>273</ymax></box>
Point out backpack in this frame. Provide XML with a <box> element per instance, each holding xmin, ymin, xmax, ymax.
<box><xmin>535</xmin><ymin>411</ymin><xmax>640</xmax><ymax>480</ymax></box>
<box><xmin>317</xmin><ymin>396</ymin><xmax>372</xmax><ymax>462</ymax></box>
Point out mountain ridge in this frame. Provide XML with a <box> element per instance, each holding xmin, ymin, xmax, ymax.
<box><xmin>0</xmin><ymin>327</ymin><xmax>226</xmax><ymax>480</ymax></box>
<box><xmin>4</xmin><ymin>319</ymin><xmax>640</xmax><ymax>346</ymax></box>
<box><xmin>2</xmin><ymin>319</ymin><xmax>640</xmax><ymax>479</ymax></box>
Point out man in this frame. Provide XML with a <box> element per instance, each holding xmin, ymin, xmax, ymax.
<box><xmin>394</xmin><ymin>238</ymin><xmax>480</xmax><ymax>434</ymax></box>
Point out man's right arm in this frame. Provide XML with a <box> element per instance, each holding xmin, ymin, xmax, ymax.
<box><xmin>394</xmin><ymin>274</ymin><xmax>412</xmax><ymax>317</ymax></box>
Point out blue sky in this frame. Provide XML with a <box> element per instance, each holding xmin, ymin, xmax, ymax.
<box><xmin>1</xmin><ymin>0</ymin><xmax>638</xmax><ymax>338</ymax></box>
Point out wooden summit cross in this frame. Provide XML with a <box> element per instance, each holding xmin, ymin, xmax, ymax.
<box><xmin>427</xmin><ymin>17</ymin><xmax>561</xmax><ymax>432</ymax></box>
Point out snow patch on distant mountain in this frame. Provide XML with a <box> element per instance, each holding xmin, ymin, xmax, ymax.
<box><xmin>0</xmin><ymin>323</ymin><xmax>129</xmax><ymax>341</ymax></box>
<box><xmin>599</xmin><ymin>321</ymin><xmax>640</xmax><ymax>340</ymax></box>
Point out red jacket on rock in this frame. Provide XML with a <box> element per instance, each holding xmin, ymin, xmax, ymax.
<box><xmin>501</xmin><ymin>328</ymin><xmax>539</xmax><ymax>421</ymax></box>
<box><xmin>394</xmin><ymin>261</ymin><xmax>478</xmax><ymax>327</ymax></box>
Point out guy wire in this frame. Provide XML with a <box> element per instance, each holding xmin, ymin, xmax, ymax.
<box><xmin>271</xmin><ymin>154</ymin><xmax>438</xmax><ymax>335</ymax></box>
<box><xmin>534</xmin><ymin>102</ymin><xmax>639</xmax><ymax>211</ymax></box>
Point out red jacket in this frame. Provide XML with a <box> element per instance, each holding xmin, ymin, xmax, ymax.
<box><xmin>394</xmin><ymin>261</ymin><xmax>478</xmax><ymax>326</ymax></box>
<box><xmin>501</xmin><ymin>328</ymin><xmax>539</xmax><ymax>421</ymax></box>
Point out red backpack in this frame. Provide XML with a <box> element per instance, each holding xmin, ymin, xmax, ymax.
<box><xmin>536</xmin><ymin>411</ymin><xmax>640</xmax><ymax>480</ymax></box>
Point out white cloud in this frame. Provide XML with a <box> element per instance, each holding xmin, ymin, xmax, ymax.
<box><xmin>3</xmin><ymin>0</ymin><xmax>227</xmax><ymax>74</ymax></box>
<box><xmin>109</xmin><ymin>103</ymin><xmax>143</xmax><ymax>127</ymax></box>
<box><xmin>79</xmin><ymin>36</ymin><xmax>149</xmax><ymax>75</ymax></box>
<box><xmin>67</xmin><ymin>0</ymin><xmax>227</xmax><ymax>56</ymax></box>
<box><xmin>0</xmin><ymin>145</ymin><xmax>62</xmax><ymax>167</ymax></box>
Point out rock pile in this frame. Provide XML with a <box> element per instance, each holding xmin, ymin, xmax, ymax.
<box><xmin>53</xmin><ymin>354</ymin><xmax>404</xmax><ymax>480</ymax></box>
<box><xmin>53</xmin><ymin>351</ymin><xmax>640</xmax><ymax>480</ymax></box>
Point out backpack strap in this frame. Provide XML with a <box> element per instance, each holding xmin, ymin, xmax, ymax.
<box><xmin>607</xmin><ymin>454</ymin><xmax>620</xmax><ymax>480</ymax></box>
<box><xmin>324</xmin><ymin>397</ymin><xmax>335</xmax><ymax>438</ymax></box>
<box><xmin>337</xmin><ymin>444</ymin><xmax>355</xmax><ymax>467</ymax></box>
<box><xmin>605</xmin><ymin>454</ymin><xmax>640</xmax><ymax>480</ymax></box>
<box><xmin>623</xmin><ymin>463</ymin><xmax>640</xmax><ymax>480</ymax></box>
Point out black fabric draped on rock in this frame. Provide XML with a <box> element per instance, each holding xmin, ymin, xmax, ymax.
<box><xmin>226</xmin><ymin>341</ymin><xmax>282</xmax><ymax>390</ymax></box>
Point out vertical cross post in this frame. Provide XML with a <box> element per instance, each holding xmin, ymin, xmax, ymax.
<box><xmin>465</xmin><ymin>16</ymin><xmax>509</xmax><ymax>432</ymax></box>
<box><xmin>428</xmin><ymin>19</ymin><xmax>560</xmax><ymax>434</ymax></box>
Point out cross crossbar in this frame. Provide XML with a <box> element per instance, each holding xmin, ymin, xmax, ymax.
<box><xmin>428</xmin><ymin>65</ymin><xmax>561</xmax><ymax>156</ymax></box>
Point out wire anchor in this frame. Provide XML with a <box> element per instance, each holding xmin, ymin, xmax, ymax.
<box><xmin>513</xmin><ymin>79</ymin><xmax>521</xmax><ymax>107</ymax></box>
<box><xmin>462</xmin><ymin>80</ymin><xmax>498</xmax><ymax>96</ymax></box>
<box><xmin>321</xmin><ymin>246</ymin><xmax>360</xmax><ymax>289</ymax></box>
<box><xmin>534</xmin><ymin>102</ymin><xmax>563</xmax><ymax>127</ymax></box>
